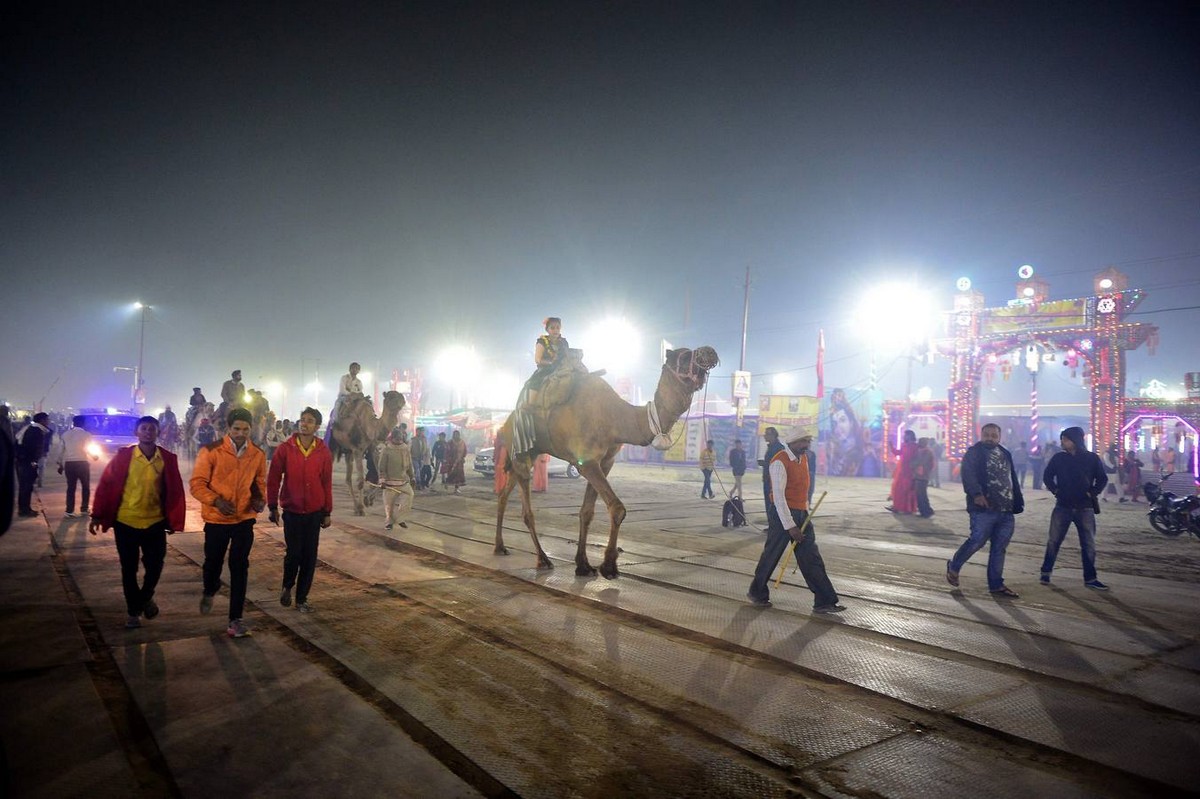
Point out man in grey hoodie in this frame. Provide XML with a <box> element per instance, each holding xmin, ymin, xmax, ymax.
<box><xmin>1040</xmin><ymin>426</ymin><xmax>1109</xmax><ymax>590</ymax></box>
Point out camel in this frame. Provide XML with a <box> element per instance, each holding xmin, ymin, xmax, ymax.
<box><xmin>329</xmin><ymin>390</ymin><xmax>406</xmax><ymax>515</ymax></box>
<box><xmin>183</xmin><ymin>402</ymin><xmax>215</xmax><ymax>460</ymax></box>
<box><xmin>494</xmin><ymin>346</ymin><xmax>719</xmax><ymax>579</ymax></box>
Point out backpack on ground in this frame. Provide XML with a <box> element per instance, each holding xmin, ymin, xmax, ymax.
<box><xmin>722</xmin><ymin>496</ymin><xmax>747</xmax><ymax>527</ymax></box>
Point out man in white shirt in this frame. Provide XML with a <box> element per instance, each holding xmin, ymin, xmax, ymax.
<box><xmin>746</xmin><ymin>426</ymin><xmax>843</xmax><ymax>613</ymax></box>
<box><xmin>56</xmin><ymin>416</ymin><xmax>100</xmax><ymax>518</ymax></box>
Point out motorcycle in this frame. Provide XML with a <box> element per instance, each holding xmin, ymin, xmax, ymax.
<box><xmin>1143</xmin><ymin>473</ymin><xmax>1200</xmax><ymax>538</ymax></box>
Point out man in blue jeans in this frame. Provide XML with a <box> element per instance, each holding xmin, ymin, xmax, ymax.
<box><xmin>746</xmin><ymin>426</ymin><xmax>842</xmax><ymax>613</ymax></box>
<box><xmin>1040</xmin><ymin>426</ymin><xmax>1109</xmax><ymax>590</ymax></box>
<box><xmin>946</xmin><ymin>423</ymin><xmax>1024</xmax><ymax>597</ymax></box>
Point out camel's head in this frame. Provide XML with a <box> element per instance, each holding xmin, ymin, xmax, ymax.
<box><xmin>664</xmin><ymin>346</ymin><xmax>719</xmax><ymax>392</ymax></box>
<box><xmin>382</xmin><ymin>390</ymin><xmax>406</xmax><ymax>412</ymax></box>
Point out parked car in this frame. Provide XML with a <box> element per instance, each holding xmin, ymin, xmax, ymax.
<box><xmin>473</xmin><ymin>447</ymin><xmax>581</xmax><ymax>479</ymax></box>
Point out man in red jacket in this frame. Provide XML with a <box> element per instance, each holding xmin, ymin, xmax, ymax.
<box><xmin>266</xmin><ymin>407</ymin><xmax>333</xmax><ymax>613</ymax></box>
<box><xmin>89</xmin><ymin>416</ymin><xmax>187</xmax><ymax>629</ymax></box>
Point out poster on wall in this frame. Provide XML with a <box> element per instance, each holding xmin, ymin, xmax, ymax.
<box><xmin>820</xmin><ymin>387</ymin><xmax>884</xmax><ymax>477</ymax></box>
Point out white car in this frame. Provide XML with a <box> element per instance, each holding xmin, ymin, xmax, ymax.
<box><xmin>473</xmin><ymin>447</ymin><xmax>581</xmax><ymax>479</ymax></box>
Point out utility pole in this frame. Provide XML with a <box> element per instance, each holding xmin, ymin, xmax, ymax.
<box><xmin>739</xmin><ymin>265</ymin><xmax>750</xmax><ymax>373</ymax></box>
<box><xmin>134</xmin><ymin>302</ymin><xmax>149</xmax><ymax>411</ymax></box>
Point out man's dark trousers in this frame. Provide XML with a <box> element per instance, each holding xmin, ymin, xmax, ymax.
<box><xmin>203</xmin><ymin>520</ymin><xmax>255</xmax><ymax>620</ymax></box>
<box><xmin>64</xmin><ymin>461</ymin><xmax>91</xmax><ymax>513</ymax></box>
<box><xmin>748</xmin><ymin>506</ymin><xmax>838</xmax><ymax>607</ymax></box>
<box><xmin>113</xmin><ymin>521</ymin><xmax>167</xmax><ymax>617</ymax></box>
<box><xmin>282</xmin><ymin>511</ymin><xmax>323</xmax><ymax>603</ymax></box>
<box><xmin>16</xmin><ymin>462</ymin><xmax>36</xmax><ymax>513</ymax></box>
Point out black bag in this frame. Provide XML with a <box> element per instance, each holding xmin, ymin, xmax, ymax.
<box><xmin>722</xmin><ymin>496</ymin><xmax>747</xmax><ymax>527</ymax></box>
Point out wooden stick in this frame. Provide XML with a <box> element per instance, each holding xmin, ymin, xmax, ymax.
<box><xmin>774</xmin><ymin>490</ymin><xmax>827</xmax><ymax>587</ymax></box>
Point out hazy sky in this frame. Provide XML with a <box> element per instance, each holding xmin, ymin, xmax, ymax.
<box><xmin>3</xmin><ymin>1</ymin><xmax>1197</xmax><ymax>416</ymax></box>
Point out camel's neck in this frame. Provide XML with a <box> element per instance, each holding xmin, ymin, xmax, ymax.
<box><xmin>625</xmin><ymin>371</ymin><xmax>693</xmax><ymax>446</ymax></box>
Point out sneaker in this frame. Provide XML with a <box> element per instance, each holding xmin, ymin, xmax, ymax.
<box><xmin>143</xmin><ymin>598</ymin><xmax>159</xmax><ymax>619</ymax></box>
<box><xmin>1039</xmin><ymin>572</ymin><xmax>1051</xmax><ymax>585</ymax></box>
<box><xmin>297</xmin><ymin>601</ymin><xmax>314</xmax><ymax>614</ymax></box>
<box><xmin>1085</xmin><ymin>579</ymin><xmax>1110</xmax><ymax>591</ymax></box>
<box><xmin>280</xmin><ymin>587</ymin><xmax>292</xmax><ymax>607</ymax></box>
<box><xmin>227</xmin><ymin>619</ymin><xmax>250</xmax><ymax>638</ymax></box>
<box><xmin>746</xmin><ymin>594</ymin><xmax>772</xmax><ymax>608</ymax></box>
<box><xmin>200</xmin><ymin>593</ymin><xmax>213</xmax><ymax>615</ymax></box>
<box><xmin>65</xmin><ymin>511</ymin><xmax>77</xmax><ymax>518</ymax></box>
<box><xmin>813</xmin><ymin>604</ymin><xmax>847</xmax><ymax>614</ymax></box>
<box><xmin>125</xmin><ymin>615</ymin><xmax>141</xmax><ymax>629</ymax></box>
<box><xmin>990</xmin><ymin>586</ymin><xmax>1020</xmax><ymax>598</ymax></box>
<box><xmin>398</xmin><ymin>522</ymin><xmax>408</xmax><ymax>529</ymax></box>
<box><xmin>945</xmin><ymin>560</ymin><xmax>960</xmax><ymax>587</ymax></box>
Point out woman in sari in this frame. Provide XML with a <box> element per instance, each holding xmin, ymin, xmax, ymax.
<box><xmin>886</xmin><ymin>429</ymin><xmax>919</xmax><ymax>514</ymax></box>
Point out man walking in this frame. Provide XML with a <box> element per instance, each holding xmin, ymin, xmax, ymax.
<box><xmin>914</xmin><ymin>437</ymin><xmax>935</xmax><ymax>518</ymax></box>
<box><xmin>410</xmin><ymin>426</ymin><xmax>430</xmax><ymax>490</ymax></box>
<box><xmin>746</xmin><ymin>427</ymin><xmax>843</xmax><ymax>613</ymax></box>
<box><xmin>89</xmin><ymin>417</ymin><xmax>186</xmax><ymax>629</ymax></box>
<box><xmin>1012</xmin><ymin>441</ymin><xmax>1029</xmax><ymax>487</ymax></box>
<box><xmin>190</xmin><ymin>408</ymin><xmax>266</xmax><ymax>638</ymax></box>
<box><xmin>267</xmin><ymin>407</ymin><xmax>333</xmax><ymax>614</ymax></box>
<box><xmin>1040</xmin><ymin>427</ymin><xmax>1109</xmax><ymax>590</ymax></box>
<box><xmin>55</xmin><ymin>415</ymin><xmax>100</xmax><ymax>518</ymax></box>
<box><xmin>758</xmin><ymin>426</ymin><xmax>784</xmax><ymax>516</ymax></box>
<box><xmin>728</xmin><ymin>439</ymin><xmax>746</xmax><ymax>498</ymax></box>
<box><xmin>377</xmin><ymin>428</ymin><xmax>415</xmax><ymax>530</ymax></box>
<box><xmin>699</xmin><ymin>439</ymin><xmax>716</xmax><ymax>499</ymax></box>
<box><xmin>946</xmin><ymin>423</ymin><xmax>1024</xmax><ymax>597</ymax></box>
<box><xmin>14</xmin><ymin>412</ymin><xmax>50</xmax><ymax>518</ymax></box>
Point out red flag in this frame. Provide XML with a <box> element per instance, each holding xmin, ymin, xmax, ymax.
<box><xmin>816</xmin><ymin>329</ymin><xmax>825</xmax><ymax>398</ymax></box>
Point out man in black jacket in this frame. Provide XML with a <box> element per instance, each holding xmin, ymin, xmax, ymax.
<box><xmin>946</xmin><ymin>423</ymin><xmax>1024</xmax><ymax>597</ymax></box>
<box><xmin>15</xmin><ymin>412</ymin><xmax>50</xmax><ymax>518</ymax></box>
<box><xmin>1040</xmin><ymin>426</ymin><xmax>1109</xmax><ymax>590</ymax></box>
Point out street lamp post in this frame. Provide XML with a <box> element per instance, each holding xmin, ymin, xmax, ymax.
<box><xmin>134</xmin><ymin>302</ymin><xmax>149</xmax><ymax>411</ymax></box>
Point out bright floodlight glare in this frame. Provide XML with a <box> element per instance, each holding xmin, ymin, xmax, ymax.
<box><xmin>579</xmin><ymin>317</ymin><xmax>641</xmax><ymax>375</ymax></box>
<box><xmin>478</xmin><ymin>371</ymin><xmax>522</xmax><ymax>409</ymax></box>
<box><xmin>1022</xmin><ymin>286</ymin><xmax>1035</xmax><ymax>297</ymax></box>
<box><xmin>1099</xmin><ymin>278</ymin><xmax>1113</xmax><ymax>289</ymax></box>
<box><xmin>358</xmin><ymin>371</ymin><xmax>372</xmax><ymax>386</ymax></box>
<box><xmin>134</xmin><ymin>301</ymin><xmax>144</xmax><ymax>309</ymax></box>
<box><xmin>854</xmin><ymin>282</ymin><xmax>934</xmax><ymax>352</ymax></box>
<box><xmin>773</xmin><ymin>372</ymin><xmax>796</xmax><ymax>394</ymax></box>
<box><xmin>435</xmin><ymin>345</ymin><xmax>480</xmax><ymax>383</ymax></box>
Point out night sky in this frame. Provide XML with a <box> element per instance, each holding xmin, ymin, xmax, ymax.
<box><xmin>3</xmin><ymin>1</ymin><xmax>1197</xmax><ymax>417</ymax></box>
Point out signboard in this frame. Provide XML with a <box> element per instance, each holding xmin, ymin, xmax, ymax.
<box><xmin>984</xmin><ymin>298</ymin><xmax>1088</xmax><ymax>335</ymax></box>
<box><xmin>732</xmin><ymin>370</ymin><xmax>751</xmax><ymax>399</ymax></box>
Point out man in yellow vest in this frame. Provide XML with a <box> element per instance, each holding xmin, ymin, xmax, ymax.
<box><xmin>746</xmin><ymin>426</ymin><xmax>843</xmax><ymax>612</ymax></box>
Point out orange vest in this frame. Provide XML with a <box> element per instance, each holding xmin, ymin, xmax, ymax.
<box><xmin>770</xmin><ymin>449</ymin><xmax>810</xmax><ymax>511</ymax></box>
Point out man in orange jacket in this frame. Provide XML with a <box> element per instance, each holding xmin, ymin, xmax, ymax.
<box><xmin>190</xmin><ymin>407</ymin><xmax>266</xmax><ymax>638</ymax></box>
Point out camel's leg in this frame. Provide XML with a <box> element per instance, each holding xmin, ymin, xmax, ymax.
<box><xmin>578</xmin><ymin>454</ymin><xmax>626</xmax><ymax>579</ymax></box>
<box><xmin>575</xmin><ymin>481</ymin><xmax>600</xmax><ymax>576</ymax></box>
<box><xmin>347</xmin><ymin>452</ymin><xmax>364</xmax><ymax>516</ymax></box>
<box><xmin>494</xmin><ymin>464</ymin><xmax>525</xmax><ymax>555</ymax></box>
<box><xmin>513</xmin><ymin>458</ymin><xmax>552</xmax><ymax>570</ymax></box>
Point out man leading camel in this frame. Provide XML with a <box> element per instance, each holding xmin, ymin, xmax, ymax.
<box><xmin>746</xmin><ymin>426</ymin><xmax>843</xmax><ymax>613</ymax></box>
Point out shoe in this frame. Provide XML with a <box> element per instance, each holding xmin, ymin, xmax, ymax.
<box><xmin>1085</xmin><ymin>579</ymin><xmax>1110</xmax><ymax>591</ymax></box>
<box><xmin>227</xmin><ymin>619</ymin><xmax>250</xmax><ymax>638</ymax></box>
<box><xmin>813</xmin><ymin>604</ymin><xmax>847</xmax><ymax>614</ymax></box>
<box><xmin>297</xmin><ymin>601</ymin><xmax>314</xmax><ymax>614</ymax></box>
<box><xmin>1039</xmin><ymin>573</ymin><xmax>1051</xmax><ymax>586</ymax></box>
<box><xmin>746</xmin><ymin>594</ymin><xmax>772</xmax><ymax>608</ymax></box>
<box><xmin>1119</xmin><ymin>497</ymin><xmax>1128</xmax><ymax>503</ymax></box>
<box><xmin>143</xmin><ymin>598</ymin><xmax>159</xmax><ymax>619</ymax></box>
<box><xmin>81</xmin><ymin>508</ymin><xmax>89</xmax><ymax>515</ymax></box>
<box><xmin>200</xmin><ymin>593</ymin><xmax>213</xmax><ymax>615</ymax></box>
<box><xmin>65</xmin><ymin>511</ymin><xmax>77</xmax><ymax>518</ymax></box>
<box><xmin>398</xmin><ymin>522</ymin><xmax>407</xmax><ymax>529</ymax></box>
<box><xmin>990</xmin><ymin>586</ymin><xmax>1020</xmax><ymax>598</ymax></box>
<box><xmin>280</xmin><ymin>587</ymin><xmax>292</xmax><ymax>607</ymax></box>
<box><xmin>385</xmin><ymin>522</ymin><xmax>393</xmax><ymax>530</ymax></box>
<box><xmin>945</xmin><ymin>560</ymin><xmax>959</xmax><ymax>587</ymax></box>
<box><xmin>125</xmin><ymin>616</ymin><xmax>141</xmax><ymax>629</ymax></box>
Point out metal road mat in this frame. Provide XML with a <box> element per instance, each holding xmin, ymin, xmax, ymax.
<box><xmin>514</xmin><ymin>567</ymin><xmax>1026</xmax><ymax>713</ymax></box>
<box><xmin>800</xmin><ymin>731</ymin><xmax>1112</xmax><ymax>799</ymax></box>
<box><xmin>401</xmin><ymin>575</ymin><xmax>908</xmax><ymax>770</ymax></box>
<box><xmin>956</xmin><ymin>683</ymin><xmax>1200</xmax><ymax>790</ymax></box>
<box><xmin>625</xmin><ymin>560</ymin><xmax>1142</xmax><ymax>686</ymax></box>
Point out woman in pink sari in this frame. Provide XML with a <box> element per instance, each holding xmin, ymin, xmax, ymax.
<box><xmin>887</xmin><ymin>429</ymin><xmax>919</xmax><ymax>514</ymax></box>
<box><xmin>531</xmin><ymin>454</ymin><xmax>550</xmax><ymax>493</ymax></box>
